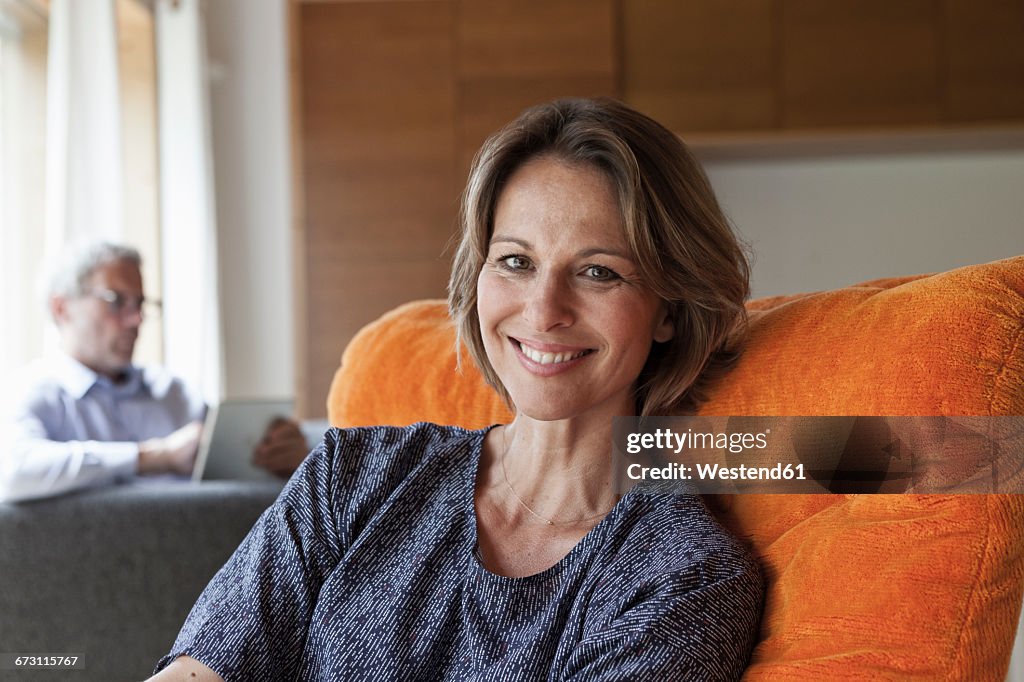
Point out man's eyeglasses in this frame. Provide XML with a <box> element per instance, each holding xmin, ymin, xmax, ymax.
<box><xmin>82</xmin><ymin>288</ymin><xmax>162</xmax><ymax>318</ymax></box>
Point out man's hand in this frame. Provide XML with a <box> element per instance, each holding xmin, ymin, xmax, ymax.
<box><xmin>252</xmin><ymin>417</ymin><xmax>308</xmax><ymax>478</ymax></box>
<box><xmin>138</xmin><ymin>420</ymin><xmax>203</xmax><ymax>476</ymax></box>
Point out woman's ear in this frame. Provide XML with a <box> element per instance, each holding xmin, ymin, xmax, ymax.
<box><xmin>653</xmin><ymin>306</ymin><xmax>674</xmax><ymax>343</ymax></box>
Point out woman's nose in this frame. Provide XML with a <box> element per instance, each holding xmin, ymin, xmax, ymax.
<box><xmin>522</xmin><ymin>273</ymin><xmax>574</xmax><ymax>332</ymax></box>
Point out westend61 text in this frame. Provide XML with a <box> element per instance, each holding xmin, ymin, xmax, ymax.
<box><xmin>627</xmin><ymin>462</ymin><xmax>806</xmax><ymax>481</ymax></box>
<box><xmin>625</xmin><ymin>428</ymin><xmax>769</xmax><ymax>454</ymax></box>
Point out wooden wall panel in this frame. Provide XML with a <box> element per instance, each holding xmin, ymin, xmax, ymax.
<box><xmin>458</xmin><ymin>0</ymin><xmax>616</xmax><ymax>79</ymax></box>
<box><xmin>306</xmin><ymin>259</ymin><xmax>451</xmax><ymax>366</ymax></box>
<box><xmin>623</xmin><ymin>0</ymin><xmax>777</xmax><ymax>133</ymax></box>
<box><xmin>945</xmin><ymin>0</ymin><xmax>1024</xmax><ymax>122</ymax></box>
<box><xmin>455</xmin><ymin>0</ymin><xmax>618</xmax><ymax>174</ymax></box>
<box><xmin>299</xmin><ymin>1</ymin><xmax>457</xmax><ymax>415</ymax></box>
<box><xmin>295</xmin><ymin>0</ymin><xmax>620</xmax><ymax>416</ymax></box>
<box><xmin>781</xmin><ymin>0</ymin><xmax>942</xmax><ymax>127</ymax></box>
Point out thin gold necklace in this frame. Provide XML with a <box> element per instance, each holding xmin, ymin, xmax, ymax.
<box><xmin>500</xmin><ymin>428</ymin><xmax>617</xmax><ymax>527</ymax></box>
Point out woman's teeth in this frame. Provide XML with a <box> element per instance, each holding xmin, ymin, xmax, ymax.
<box><xmin>518</xmin><ymin>342</ymin><xmax>589</xmax><ymax>365</ymax></box>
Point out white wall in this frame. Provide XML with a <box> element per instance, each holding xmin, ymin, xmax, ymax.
<box><xmin>703</xmin><ymin>147</ymin><xmax>1024</xmax><ymax>298</ymax></box>
<box><xmin>203</xmin><ymin>0</ymin><xmax>293</xmax><ymax>400</ymax></box>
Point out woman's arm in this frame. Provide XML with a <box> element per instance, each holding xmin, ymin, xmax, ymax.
<box><xmin>147</xmin><ymin>656</ymin><xmax>223</xmax><ymax>682</ymax></box>
<box><xmin>150</xmin><ymin>431</ymin><xmax>348</xmax><ymax>678</ymax></box>
<box><xmin>565</xmin><ymin>558</ymin><xmax>763</xmax><ymax>681</ymax></box>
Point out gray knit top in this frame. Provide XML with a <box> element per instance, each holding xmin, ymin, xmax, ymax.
<box><xmin>157</xmin><ymin>423</ymin><xmax>763</xmax><ymax>681</ymax></box>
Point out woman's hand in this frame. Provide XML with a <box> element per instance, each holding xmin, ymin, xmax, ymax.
<box><xmin>146</xmin><ymin>656</ymin><xmax>223</xmax><ymax>681</ymax></box>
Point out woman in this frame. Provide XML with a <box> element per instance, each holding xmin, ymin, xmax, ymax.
<box><xmin>151</xmin><ymin>98</ymin><xmax>762</xmax><ymax>681</ymax></box>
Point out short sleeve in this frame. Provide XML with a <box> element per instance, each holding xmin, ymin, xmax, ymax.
<box><xmin>155</xmin><ymin>433</ymin><xmax>345</xmax><ymax>680</ymax></box>
<box><xmin>563</xmin><ymin>496</ymin><xmax>764</xmax><ymax>681</ymax></box>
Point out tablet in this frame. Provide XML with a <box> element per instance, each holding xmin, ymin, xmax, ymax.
<box><xmin>191</xmin><ymin>398</ymin><xmax>294</xmax><ymax>482</ymax></box>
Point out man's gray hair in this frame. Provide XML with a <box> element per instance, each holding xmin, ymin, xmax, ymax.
<box><xmin>47</xmin><ymin>240</ymin><xmax>142</xmax><ymax>299</ymax></box>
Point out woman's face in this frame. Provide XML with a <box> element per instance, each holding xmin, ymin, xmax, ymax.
<box><xmin>476</xmin><ymin>156</ymin><xmax>673</xmax><ymax>422</ymax></box>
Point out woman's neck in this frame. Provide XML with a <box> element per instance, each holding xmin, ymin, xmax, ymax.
<box><xmin>494</xmin><ymin>410</ymin><xmax>622</xmax><ymax>521</ymax></box>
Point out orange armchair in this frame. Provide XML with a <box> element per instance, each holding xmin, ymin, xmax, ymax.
<box><xmin>328</xmin><ymin>256</ymin><xmax>1024</xmax><ymax>680</ymax></box>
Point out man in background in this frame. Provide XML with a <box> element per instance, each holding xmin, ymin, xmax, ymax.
<box><xmin>0</xmin><ymin>241</ymin><xmax>307</xmax><ymax>503</ymax></box>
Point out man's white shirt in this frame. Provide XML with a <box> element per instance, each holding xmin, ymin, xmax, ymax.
<box><xmin>0</xmin><ymin>354</ymin><xmax>205</xmax><ymax>502</ymax></box>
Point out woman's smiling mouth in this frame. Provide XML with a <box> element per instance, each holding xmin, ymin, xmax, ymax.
<box><xmin>511</xmin><ymin>337</ymin><xmax>595</xmax><ymax>371</ymax></box>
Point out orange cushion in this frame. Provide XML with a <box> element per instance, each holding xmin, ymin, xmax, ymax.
<box><xmin>700</xmin><ymin>257</ymin><xmax>1024</xmax><ymax>679</ymax></box>
<box><xmin>328</xmin><ymin>301</ymin><xmax>513</xmax><ymax>430</ymax></box>
<box><xmin>326</xmin><ymin>256</ymin><xmax>1024</xmax><ymax>679</ymax></box>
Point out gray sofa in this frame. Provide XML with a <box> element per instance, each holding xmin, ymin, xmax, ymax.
<box><xmin>0</xmin><ymin>481</ymin><xmax>281</xmax><ymax>681</ymax></box>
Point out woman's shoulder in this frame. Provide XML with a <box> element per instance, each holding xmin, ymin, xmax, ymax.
<box><xmin>309</xmin><ymin>422</ymin><xmax>487</xmax><ymax>500</ymax></box>
<box><xmin>320</xmin><ymin>421</ymin><xmax>485</xmax><ymax>465</ymax></box>
<box><xmin>601</xmin><ymin>489</ymin><xmax>762</xmax><ymax>587</ymax></box>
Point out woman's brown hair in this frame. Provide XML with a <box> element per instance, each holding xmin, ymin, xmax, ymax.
<box><xmin>448</xmin><ymin>97</ymin><xmax>750</xmax><ymax>416</ymax></box>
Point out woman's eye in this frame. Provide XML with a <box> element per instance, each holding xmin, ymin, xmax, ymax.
<box><xmin>584</xmin><ymin>265</ymin><xmax>618</xmax><ymax>281</ymax></box>
<box><xmin>499</xmin><ymin>255</ymin><xmax>531</xmax><ymax>271</ymax></box>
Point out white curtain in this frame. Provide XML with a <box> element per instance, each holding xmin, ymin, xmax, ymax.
<box><xmin>153</xmin><ymin>0</ymin><xmax>222</xmax><ymax>405</ymax></box>
<box><xmin>44</xmin><ymin>0</ymin><xmax>123</xmax><ymax>248</ymax></box>
<box><xmin>33</xmin><ymin>0</ymin><xmax>122</xmax><ymax>359</ymax></box>
<box><xmin>0</xmin><ymin>2</ymin><xmax>48</xmax><ymax>379</ymax></box>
